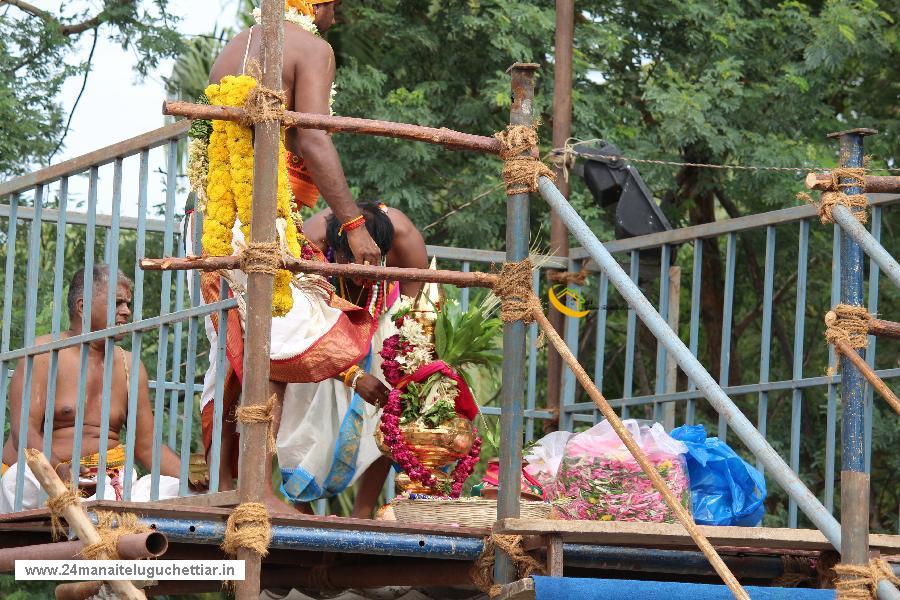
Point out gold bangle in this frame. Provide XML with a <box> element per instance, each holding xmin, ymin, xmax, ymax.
<box><xmin>343</xmin><ymin>365</ymin><xmax>360</xmax><ymax>387</ymax></box>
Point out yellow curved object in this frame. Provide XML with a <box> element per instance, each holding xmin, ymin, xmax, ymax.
<box><xmin>549</xmin><ymin>286</ymin><xmax>590</xmax><ymax>319</ymax></box>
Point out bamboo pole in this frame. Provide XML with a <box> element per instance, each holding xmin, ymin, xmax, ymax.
<box><xmin>805</xmin><ymin>172</ymin><xmax>900</xmax><ymax>194</ymax></box>
<box><xmin>139</xmin><ymin>255</ymin><xmax>498</xmax><ymax>288</ymax></box>
<box><xmin>24</xmin><ymin>451</ymin><xmax>145</xmax><ymax>600</ymax></box>
<box><xmin>163</xmin><ymin>101</ymin><xmax>502</xmax><ymax>155</ymax></box>
<box><xmin>832</xmin><ymin>339</ymin><xmax>900</xmax><ymax>415</ymax></box>
<box><xmin>529</xmin><ymin>307</ymin><xmax>750</xmax><ymax>600</ymax></box>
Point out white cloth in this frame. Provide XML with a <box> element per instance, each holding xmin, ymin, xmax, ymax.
<box><xmin>0</xmin><ymin>463</ymin><xmax>181</xmax><ymax>513</ymax></box>
<box><xmin>276</xmin><ymin>304</ymin><xmax>399</xmax><ymax>493</ymax></box>
<box><xmin>184</xmin><ymin>215</ymin><xmax>342</xmax><ymax>411</ymax></box>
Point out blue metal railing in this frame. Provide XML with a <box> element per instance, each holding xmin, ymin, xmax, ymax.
<box><xmin>0</xmin><ymin>126</ymin><xmax>896</xmax><ymax>535</ymax></box>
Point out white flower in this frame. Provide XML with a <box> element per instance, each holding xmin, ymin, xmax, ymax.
<box><xmin>426</xmin><ymin>376</ymin><xmax>459</xmax><ymax>409</ymax></box>
<box><xmin>253</xmin><ymin>8</ymin><xmax>319</xmax><ymax>36</ymax></box>
<box><xmin>399</xmin><ymin>319</ymin><xmax>431</xmax><ymax>349</ymax></box>
<box><xmin>398</xmin><ymin>345</ymin><xmax>434</xmax><ymax>374</ymax></box>
<box><xmin>329</xmin><ymin>82</ymin><xmax>337</xmax><ymax>116</ymax></box>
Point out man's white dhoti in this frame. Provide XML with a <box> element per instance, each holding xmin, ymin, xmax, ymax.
<box><xmin>0</xmin><ymin>463</ymin><xmax>181</xmax><ymax>513</ymax></box>
<box><xmin>184</xmin><ymin>212</ymin><xmax>374</xmax><ymax>471</ymax></box>
<box><xmin>276</xmin><ymin>302</ymin><xmax>399</xmax><ymax>502</ymax></box>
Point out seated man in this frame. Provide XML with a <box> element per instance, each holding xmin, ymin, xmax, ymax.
<box><xmin>277</xmin><ymin>201</ymin><xmax>428</xmax><ymax>517</ymax></box>
<box><xmin>0</xmin><ymin>265</ymin><xmax>195</xmax><ymax>511</ymax></box>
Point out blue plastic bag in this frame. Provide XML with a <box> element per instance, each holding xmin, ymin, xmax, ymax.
<box><xmin>670</xmin><ymin>424</ymin><xmax>766</xmax><ymax>526</ymax></box>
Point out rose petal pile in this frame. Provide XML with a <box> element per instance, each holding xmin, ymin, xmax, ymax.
<box><xmin>553</xmin><ymin>453</ymin><xmax>691</xmax><ymax>523</ymax></box>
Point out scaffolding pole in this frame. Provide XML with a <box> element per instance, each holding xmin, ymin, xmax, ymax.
<box><xmin>494</xmin><ymin>62</ymin><xmax>538</xmax><ymax>585</ymax></box>
<box><xmin>831</xmin><ymin>128</ymin><xmax>874</xmax><ymax>591</ymax></box>
<box><xmin>234</xmin><ymin>0</ymin><xmax>283</xmax><ymax>598</ymax></box>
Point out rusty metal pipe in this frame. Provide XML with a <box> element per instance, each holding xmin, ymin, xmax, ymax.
<box><xmin>870</xmin><ymin>318</ymin><xmax>900</xmax><ymax>340</ymax></box>
<box><xmin>805</xmin><ymin>172</ymin><xmax>900</xmax><ymax>193</ymax></box>
<box><xmin>0</xmin><ymin>532</ymin><xmax>167</xmax><ymax>572</ymax></box>
<box><xmin>163</xmin><ymin>100</ymin><xmax>502</xmax><ymax>155</ymax></box>
<box><xmin>139</xmin><ymin>255</ymin><xmax>498</xmax><ymax>288</ymax></box>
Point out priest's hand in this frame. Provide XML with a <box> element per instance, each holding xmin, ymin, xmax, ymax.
<box><xmin>346</xmin><ymin>227</ymin><xmax>382</xmax><ymax>269</ymax></box>
<box><xmin>354</xmin><ymin>374</ymin><xmax>390</xmax><ymax>408</ymax></box>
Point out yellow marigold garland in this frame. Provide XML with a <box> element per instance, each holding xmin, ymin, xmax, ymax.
<box><xmin>203</xmin><ymin>75</ymin><xmax>304</xmax><ymax>317</ymax></box>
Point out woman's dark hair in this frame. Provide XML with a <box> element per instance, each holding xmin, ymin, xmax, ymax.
<box><xmin>325</xmin><ymin>201</ymin><xmax>395</xmax><ymax>260</ymax></box>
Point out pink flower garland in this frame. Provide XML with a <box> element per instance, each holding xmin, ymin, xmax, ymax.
<box><xmin>379</xmin><ymin>334</ymin><xmax>404</xmax><ymax>386</ymax></box>
<box><xmin>380</xmin><ymin>387</ymin><xmax>481</xmax><ymax>498</ymax></box>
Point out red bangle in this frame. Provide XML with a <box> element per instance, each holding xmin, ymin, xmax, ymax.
<box><xmin>338</xmin><ymin>215</ymin><xmax>366</xmax><ymax>236</ymax></box>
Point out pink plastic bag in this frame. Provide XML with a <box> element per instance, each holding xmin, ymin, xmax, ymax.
<box><xmin>553</xmin><ymin>419</ymin><xmax>691</xmax><ymax>523</ymax></box>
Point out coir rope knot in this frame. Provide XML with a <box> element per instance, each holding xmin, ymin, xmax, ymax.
<box><xmin>222</xmin><ymin>502</ymin><xmax>272</xmax><ymax>558</ymax></box>
<box><xmin>834</xmin><ymin>559</ymin><xmax>900</xmax><ymax>599</ymax></box>
<box><xmin>240</xmin><ymin>241</ymin><xmax>281</xmax><ymax>275</ymax></box>
<box><xmin>241</xmin><ymin>60</ymin><xmax>287</xmax><ymax>126</ymax></box>
<box><xmin>45</xmin><ymin>489</ymin><xmax>81</xmax><ymax>540</ymax></box>
<box><xmin>471</xmin><ymin>534</ymin><xmax>546</xmax><ymax>598</ymax></box>
<box><xmin>494</xmin><ymin>260</ymin><xmax>542</xmax><ymax>324</ymax></box>
<box><xmin>235</xmin><ymin>393</ymin><xmax>277</xmax><ymax>454</ymax></box>
<box><xmin>799</xmin><ymin>166</ymin><xmax>869</xmax><ymax>225</ymax></box>
<box><xmin>548</xmin><ymin>268</ymin><xmax>588</xmax><ymax>287</ymax></box>
<box><xmin>79</xmin><ymin>511</ymin><xmax>150</xmax><ymax>560</ymax></box>
<box><xmin>494</xmin><ymin>125</ymin><xmax>555</xmax><ymax>196</ymax></box>
<box><xmin>825</xmin><ymin>304</ymin><xmax>871</xmax><ymax>350</ymax></box>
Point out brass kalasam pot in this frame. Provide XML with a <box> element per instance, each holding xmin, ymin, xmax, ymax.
<box><xmin>376</xmin><ymin>416</ymin><xmax>475</xmax><ymax>494</ymax></box>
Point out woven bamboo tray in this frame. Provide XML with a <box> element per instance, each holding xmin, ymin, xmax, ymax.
<box><xmin>389</xmin><ymin>496</ymin><xmax>552</xmax><ymax>528</ymax></box>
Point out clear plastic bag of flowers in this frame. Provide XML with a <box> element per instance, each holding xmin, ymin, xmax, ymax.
<box><xmin>524</xmin><ymin>430</ymin><xmax>574</xmax><ymax>500</ymax></box>
<box><xmin>552</xmin><ymin>419</ymin><xmax>692</xmax><ymax>523</ymax></box>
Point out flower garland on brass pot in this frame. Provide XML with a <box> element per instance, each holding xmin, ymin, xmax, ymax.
<box><xmin>380</xmin><ymin>389</ymin><xmax>481</xmax><ymax>498</ymax></box>
<box><xmin>378</xmin><ymin>301</ymin><xmax>482</xmax><ymax>497</ymax></box>
<box><xmin>203</xmin><ymin>74</ymin><xmax>307</xmax><ymax>316</ymax></box>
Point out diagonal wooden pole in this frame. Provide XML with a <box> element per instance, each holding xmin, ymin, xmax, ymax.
<box><xmin>528</xmin><ymin>307</ymin><xmax>750</xmax><ymax>600</ymax></box>
<box><xmin>832</xmin><ymin>339</ymin><xmax>900</xmax><ymax>415</ymax></box>
<box><xmin>24</xmin><ymin>450</ymin><xmax>145</xmax><ymax>600</ymax></box>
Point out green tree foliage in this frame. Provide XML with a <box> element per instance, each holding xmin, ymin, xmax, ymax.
<box><xmin>0</xmin><ymin>0</ymin><xmax>184</xmax><ymax>176</ymax></box>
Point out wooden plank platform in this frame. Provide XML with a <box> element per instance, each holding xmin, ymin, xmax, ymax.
<box><xmin>496</xmin><ymin>518</ymin><xmax>900</xmax><ymax>553</ymax></box>
<box><xmin>0</xmin><ymin>500</ymin><xmax>491</xmax><ymax>538</ymax></box>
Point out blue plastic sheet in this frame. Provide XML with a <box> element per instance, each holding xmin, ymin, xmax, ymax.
<box><xmin>670</xmin><ymin>424</ymin><xmax>766</xmax><ymax>526</ymax></box>
<box><xmin>532</xmin><ymin>577</ymin><xmax>834</xmax><ymax>600</ymax></box>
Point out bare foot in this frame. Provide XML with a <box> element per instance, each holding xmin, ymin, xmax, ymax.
<box><xmin>293</xmin><ymin>501</ymin><xmax>314</xmax><ymax>515</ymax></box>
<box><xmin>262</xmin><ymin>490</ymin><xmax>299</xmax><ymax>516</ymax></box>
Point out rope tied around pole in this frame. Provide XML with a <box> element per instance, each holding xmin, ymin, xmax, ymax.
<box><xmin>239</xmin><ymin>241</ymin><xmax>282</xmax><ymax>275</ymax></box>
<box><xmin>471</xmin><ymin>534</ymin><xmax>546</xmax><ymax>598</ymax></box>
<box><xmin>235</xmin><ymin>393</ymin><xmax>277</xmax><ymax>454</ymax></box>
<box><xmin>798</xmin><ymin>165</ymin><xmax>869</xmax><ymax>225</ymax></box>
<box><xmin>493</xmin><ymin>259</ymin><xmax>542</xmax><ymax>324</ymax></box>
<box><xmin>834</xmin><ymin>559</ymin><xmax>900</xmax><ymax>599</ymax></box>
<box><xmin>78</xmin><ymin>511</ymin><xmax>150</xmax><ymax>560</ymax></box>
<box><xmin>548</xmin><ymin>267</ymin><xmax>588</xmax><ymax>287</ymax></box>
<box><xmin>825</xmin><ymin>304</ymin><xmax>872</xmax><ymax>349</ymax></box>
<box><xmin>45</xmin><ymin>489</ymin><xmax>81</xmax><ymax>540</ymax></box>
<box><xmin>494</xmin><ymin>125</ymin><xmax>555</xmax><ymax>195</ymax></box>
<box><xmin>240</xmin><ymin>59</ymin><xmax>286</xmax><ymax>127</ymax></box>
<box><xmin>221</xmin><ymin>502</ymin><xmax>272</xmax><ymax>558</ymax></box>
<box><xmin>548</xmin><ymin>141</ymin><xmax>577</xmax><ymax>183</ymax></box>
